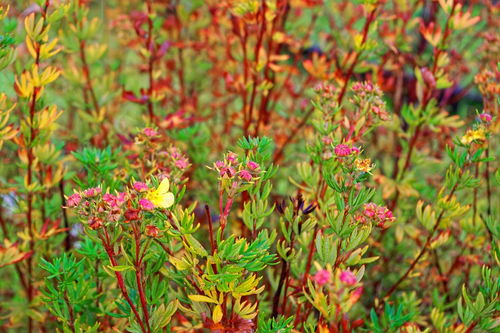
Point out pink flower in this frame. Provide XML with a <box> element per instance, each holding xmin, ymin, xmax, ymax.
<box><xmin>139</xmin><ymin>199</ymin><xmax>154</xmax><ymax>210</ymax></box>
<box><xmin>227</xmin><ymin>152</ymin><xmax>238</xmax><ymax>164</ymax></box>
<box><xmin>215</xmin><ymin>160</ymin><xmax>225</xmax><ymax>169</ymax></box>
<box><xmin>175</xmin><ymin>158</ymin><xmax>189</xmax><ymax>169</ymax></box>
<box><xmin>133</xmin><ymin>182</ymin><xmax>149</xmax><ymax>192</ymax></box>
<box><xmin>362</xmin><ymin>203</ymin><xmax>395</xmax><ymax>228</ymax></box>
<box><xmin>340</xmin><ymin>270</ymin><xmax>357</xmax><ymax>285</ymax></box>
<box><xmin>143</xmin><ymin>127</ymin><xmax>158</xmax><ymax>137</ymax></box>
<box><xmin>67</xmin><ymin>193</ymin><xmax>82</xmax><ymax>207</ymax></box>
<box><xmin>350</xmin><ymin>286</ymin><xmax>363</xmax><ymax>303</ymax></box>
<box><xmin>479</xmin><ymin>113</ymin><xmax>492</xmax><ymax>122</ymax></box>
<box><xmin>83</xmin><ymin>187</ymin><xmax>101</xmax><ymax>197</ymax></box>
<box><xmin>351</xmin><ymin>146</ymin><xmax>361</xmax><ymax>154</ymax></box>
<box><xmin>103</xmin><ymin>194</ymin><xmax>118</xmax><ymax>207</ymax></box>
<box><xmin>246</xmin><ymin>161</ymin><xmax>259</xmax><ymax>170</ymax></box>
<box><xmin>334</xmin><ymin>144</ymin><xmax>352</xmax><ymax>157</ymax></box>
<box><xmin>117</xmin><ymin>192</ymin><xmax>126</xmax><ymax>204</ymax></box>
<box><xmin>169</xmin><ymin>147</ymin><xmax>181</xmax><ymax>159</ymax></box>
<box><xmin>322</xmin><ymin>136</ymin><xmax>333</xmax><ymax>145</ymax></box>
<box><xmin>313</xmin><ymin>269</ymin><xmax>331</xmax><ymax>286</ymax></box>
<box><xmin>239</xmin><ymin>170</ymin><xmax>253</xmax><ymax>181</ymax></box>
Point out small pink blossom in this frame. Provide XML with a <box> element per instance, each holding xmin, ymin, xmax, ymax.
<box><xmin>83</xmin><ymin>187</ymin><xmax>101</xmax><ymax>197</ymax></box>
<box><xmin>215</xmin><ymin>160</ymin><xmax>225</xmax><ymax>169</ymax></box>
<box><xmin>169</xmin><ymin>147</ymin><xmax>181</xmax><ymax>159</ymax></box>
<box><xmin>351</xmin><ymin>146</ymin><xmax>360</xmax><ymax>154</ymax></box>
<box><xmin>139</xmin><ymin>199</ymin><xmax>154</xmax><ymax>210</ymax></box>
<box><xmin>117</xmin><ymin>192</ymin><xmax>126</xmax><ymax>204</ymax></box>
<box><xmin>322</xmin><ymin>136</ymin><xmax>333</xmax><ymax>145</ymax></box>
<box><xmin>239</xmin><ymin>170</ymin><xmax>253</xmax><ymax>181</ymax></box>
<box><xmin>67</xmin><ymin>193</ymin><xmax>82</xmax><ymax>207</ymax></box>
<box><xmin>334</xmin><ymin>144</ymin><xmax>352</xmax><ymax>157</ymax></box>
<box><xmin>313</xmin><ymin>269</ymin><xmax>331</xmax><ymax>286</ymax></box>
<box><xmin>350</xmin><ymin>286</ymin><xmax>363</xmax><ymax>303</ymax></box>
<box><xmin>143</xmin><ymin>127</ymin><xmax>158</xmax><ymax>137</ymax></box>
<box><xmin>227</xmin><ymin>152</ymin><xmax>238</xmax><ymax>164</ymax></box>
<box><xmin>479</xmin><ymin>113</ymin><xmax>492</xmax><ymax>122</ymax></box>
<box><xmin>175</xmin><ymin>158</ymin><xmax>189</xmax><ymax>169</ymax></box>
<box><xmin>133</xmin><ymin>182</ymin><xmax>149</xmax><ymax>192</ymax></box>
<box><xmin>340</xmin><ymin>270</ymin><xmax>357</xmax><ymax>285</ymax></box>
<box><xmin>362</xmin><ymin>203</ymin><xmax>395</xmax><ymax>227</ymax></box>
<box><xmin>246</xmin><ymin>161</ymin><xmax>259</xmax><ymax>170</ymax></box>
<box><xmin>103</xmin><ymin>194</ymin><xmax>118</xmax><ymax>207</ymax></box>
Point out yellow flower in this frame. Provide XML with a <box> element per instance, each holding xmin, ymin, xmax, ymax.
<box><xmin>146</xmin><ymin>178</ymin><xmax>175</xmax><ymax>209</ymax></box>
<box><xmin>355</xmin><ymin>158</ymin><xmax>374</xmax><ymax>173</ymax></box>
<box><xmin>460</xmin><ymin>128</ymin><xmax>486</xmax><ymax>145</ymax></box>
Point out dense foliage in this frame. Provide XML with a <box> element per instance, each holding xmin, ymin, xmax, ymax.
<box><xmin>0</xmin><ymin>0</ymin><xmax>498</xmax><ymax>332</ymax></box>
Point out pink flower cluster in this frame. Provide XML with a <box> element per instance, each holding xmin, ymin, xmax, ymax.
<box><xmin>334</xmin><ymin>144</ymin><xmax>360</xmax><ymax>157</ymax></box>
<box><xmin>313</xmin><ymin>269</ymin><xmax>331</xmax><ymax>286</ymax></box>
<box><xmin>339</xmin><ymin>270</ymin><xmax>357</xmax><ymax>285</ymax></box>
<box><xmin>168</xmin><ymin>147</ymin><xmax>189</xmax><ymax>170</ymax></box>
<box><xmin>143</xmin><ymin>127</ymin><xmax>159</xmax><ymax>137</ymax></box>
<box><xmin>357</xmin><ymin>202</ymin><xmax>395</xmax><ymax>228</ymax></box>
<box><xmin>214</xmin><ymin>152</ymin><xmax>260</xmax><ymax>182</ymax></box>
<box><xmin>103</xmin><ymin>192</ymin><xmax>127</xmax><ymax>209</ymax></box>
<box><xmin>479</xmin><ymin>113</ymin><xmax>492</xmax><ymax>123</ymax></box>
<box><xmin>351</xmin><ymin>81</ymin><xmax>388</xmax><ymax>120</ymax></box>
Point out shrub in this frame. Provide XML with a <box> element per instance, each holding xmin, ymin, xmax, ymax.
<box><xmin>0</xmin><ymin>0</ymin><xmax>498</xmax><ymax>332</ymax></box>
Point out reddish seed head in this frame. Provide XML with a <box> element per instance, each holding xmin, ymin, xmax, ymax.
<box><xmin>88</xmin><ymin>217</ymin><xmax>103</xmax><ymax>230</ymax></box>
<box><xmin>124</xmin><ymin>208</ymin><xmax>140</xmax><ymax>221</ymax></box>
<box><xmin>145</xmin><ymin>225</ymin><xmax>160</xmax><ymax>238</ymax></box>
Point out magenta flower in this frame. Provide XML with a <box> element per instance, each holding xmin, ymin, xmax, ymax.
<box><xmin>83</xmin><ymin>187</ymin><xmax>101</xmax><ymax>197</ymax></box>
<box><xmin>67</xmin><ymin>193</ymin><xmax>82</xmax><ymax>207</ymax></box>
<box><xmin>175</xmin><ymin>158</ymin><xmax>189</xmax><ymax>169</ymax></box>
<box><xmin>143</xmin><ymin>127</ymin><xmax>158</xmax><ymax>137</ymax></box>
<box><xmin>334</xmin><ymin>144</ymin><xmax>352</xmax><ymax>157</ymax></box>
<box><xmin>239</xmin><ymin>170</ymin><xmax>253</xmax><ymax>181</ymax></box>
<box><xmin>246</xmin><ymin>161</ymin><xmax>259</xmax><ymax>170</ymax></box>
<box><xmin>479</xmin><ymin>113</ymin><xmax>492</xmax><ymax>122</ymax></box>
<box><xmin>139</xmin><ymin>198</ymin><xmax>154</xmax><ymax>210</ymax></box>
<box><xmin>227</xmin><ymin>152</ymin><xmax>238</xmax><ymax>164</ymax></box>
<box><xmin>117</xmin><ymin>192</ymin><xmax>126</xmax><ymax>204</ymax></box>
<box><xmin>215</xmin><ymin>160</ymin><xmax>225</xmax><ymax>169</ymax></box>
<box><xmin>313</xmin><ymin>269</ymin><xmax>331</xmax><ymax>286</ymax></box>
<box><xmin>133</xmin><ymin>182</ymin><xmax>149</xmax><ymax>192</ymax></box>
<box><xmin>103</xmin><ymin>193</ymin><xmax>118</xmax><ymax>207</ymax></box>
<box><xmin>362</xmin><ymin>203</ymin><xmax>395</xmax><ymax>227</ymax></box>
<box><xmin>340</xmin><ymin>270</ymin><xmax>357</xmax><ymax>285</ymax></box>
<box><xmin>351</xmin><ymin>146</ymin><xmax>361</xmax><ymax>154</ymax></box>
